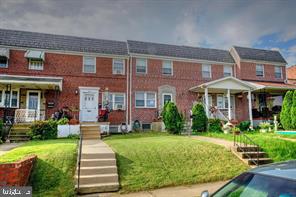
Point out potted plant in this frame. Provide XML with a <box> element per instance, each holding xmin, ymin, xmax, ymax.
<box><xmin>259</xmin><ymin>122</ymin><xmax>270</xmax><ymax>133</ymax></box>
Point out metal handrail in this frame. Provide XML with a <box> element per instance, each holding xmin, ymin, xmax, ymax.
<box><xmin>77</xmin><ymin>127</ymin><xmax>83</xmax><ymax>192</ymax></box>
<box><xmin>234</xmin><ymin>131</ymin><xmax>260</xmax><ymax>166</ymax></box>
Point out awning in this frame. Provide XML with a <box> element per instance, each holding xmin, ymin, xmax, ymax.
<box><xmin>247</xmin><ymin>81</ymin><xmax>296</xmax><ymax>91</ymax></box>
<box><xmin>0</xmin><ymin>74</ymin><xmax>63</xmax><ymax>91</ymax></box>
<box><xmin>0</xmin><ymin>48</ymin><xmax>9</xmax><ymax>58</ymax></box>
<box><xmin>24</xmin><ymin>50</ymin><xmax>45</xmax><ymax>61</ymax></box>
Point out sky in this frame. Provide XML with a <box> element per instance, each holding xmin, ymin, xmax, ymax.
<box><xmin>0</xmin><ymin>0</ymin><xmax>296</xmax><ymax>65</ymax></box>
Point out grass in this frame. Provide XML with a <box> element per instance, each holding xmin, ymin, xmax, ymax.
<box><xmin>199</xmin><ymin>132</ymin><xmax>296</xmax><ymax>162</ymax></box>
<box><xmin>0</xmin><ymin>139</ymin><xmax>77</xmax><ymax>197</ymax></box>
<box><xmin>104</xmin><ymin>132</ymin><xmax>249</xmax><ymax>193</ymax></box>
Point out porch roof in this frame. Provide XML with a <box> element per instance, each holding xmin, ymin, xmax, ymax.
<box><xmin>0</xmin><ymin>74</ymin><xmax>63</xmax><ymax>90</ymax></box>
<box><xmin>247</xmin><ymin>81</ymin><xmax>296</xmax><ymax>92</ymax></box>
<box><xmin>189</xmin><ymin>76</ymin><xmax>257</xmax><ymax>93</ymax></box>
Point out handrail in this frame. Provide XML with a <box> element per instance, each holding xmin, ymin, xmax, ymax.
<box><xmin>234</xmin><ymin>131</ymin><xmax>260</xmax><ymax>166</ymax></box>
<box><xmin>77</xmin><ymin>126</ymin><xmax>83</xmax><ymax>192</ymax></box>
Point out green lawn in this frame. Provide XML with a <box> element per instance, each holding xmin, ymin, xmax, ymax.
<box><xmin>104</xmin><ymin>132</ymin><xmax>249</xmax><ymax>193</ymax></box>
<box><xmin>199</xmin><ymin>132</ymin><xmax>296</xmax><ymax>162</ymax></box>
<box><xmin>0</xmin><ymin>139</ymin><xmax>77</xmax><ymax>197</ymax></box>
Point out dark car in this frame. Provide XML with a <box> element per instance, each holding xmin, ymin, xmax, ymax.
<box><xmin>201</xmin><ymin>160</ymin><xmax>296</xmax><ymax>197</ymax></box>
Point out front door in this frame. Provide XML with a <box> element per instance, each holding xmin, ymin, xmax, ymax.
<box><xmin>80</xmin><ymin>88</ymin><xmax>99</xmax><ymax>122</ymax></box>
<box><xmin>26</xmin><ymin>90</ymin><xmax>41</xmax><ymax>122</ymax></box>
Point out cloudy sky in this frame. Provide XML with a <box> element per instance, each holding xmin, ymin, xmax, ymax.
<box><xmin>0</xmin><ymin>0</ymin><xmax>296</xmax><ymax>65</ymax></box>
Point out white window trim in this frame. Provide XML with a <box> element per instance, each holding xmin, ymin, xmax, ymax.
<box><xmin>0</xmin><ymin>56</ymin><xmax>8</xmax><ymax>68</ymax></box>
<box><xmin>162</xmin><ymin>60</ymin><xmax>173</xmax><ymax>76</ymax></box>
<box><xmin>223</xmin><ymin>65</ymin><xmax>233</xmax><ymax>77</ymax></box>
<box><xmin>162</xmin><ymin>93</ymin><xmax>173</xmax><ymax>106</ymax></box>
<box><xmin>26</xmin><ymin>90</ymin><xmax>41</xmax><ymax>110</ymax></box>
<box><xmin>0</xmin><ymin>89</ymin><xmax>20</xmax><ymax>108</ymax></box>
<box><xmin>216</xmin><ymin>94</ymin><xmax>235</xmax><ymax>109</ymax></box>
<box><xmin>256</xmin><ymin>64</ymin><xmax>264</xmax><ymax>77</ymax></box>
<box><xmin>274</xmin><ymin>66</ymin><xmax>283</xmax><ymax>79</ymax></box>
<box><xmin>135</xmin><ymin>91</ymin><xmax>157</xmax><ymax>108</ymax></box>
<box><xmin>136</xmin><ymin>58</ymin><xmax>148</xmax><ymax>74</ymax></box>
<box><xmin>112</xmin><ymin>59</ymin><xmax>125</xmax><ymax>75</ymax></box>
<box><xmin>102</xmin><ymin>92</ymin><xmax>126</xmax><ymax>110</ymax></box>
<box><xmin>202</xmin><ymin>64</ymin><xmax>212</xmax><ymax>78</ymax></box>
<box><xmin>83</xmin><ymin>56</ymin><xmax>96</xmax><ymax>73</ymax></box>
<box><xmin>28</xmin><ymin>59</ymin><xmax>44</xmax><ymax>70</ymax></box>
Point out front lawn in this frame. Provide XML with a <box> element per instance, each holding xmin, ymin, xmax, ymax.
<box><xmin>0</xmin><ymin>139</ymin><xmax>77</xmax><ymax>197</ymax></box>
<box><xmin>199</xmin><ymin>132</ymin><xmax>296</xmax><ymax>162</ymax></box>
<box><xmin>104</xmin><ymin>132</ymin><xmax>248</xmax><ymax>193</ymax></box>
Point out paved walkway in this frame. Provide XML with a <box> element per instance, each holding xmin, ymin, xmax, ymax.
<box><xmin>80</xmin><ymin>181</ymin><xmax>227</xmax><ymax>197</ymax></box>
<box><xmin>191</xmin><ymin>136</ymin><xmax>233</xmax><ymax>150</ymax></box>
<box><xmin>0</xmin><ymin>142</ymin><xmax>24</xmax><ymax>156</ymax></box>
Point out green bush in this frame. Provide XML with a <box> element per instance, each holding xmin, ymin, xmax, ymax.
<box><xmin>0</xmin><ymin>119</ymin><xmax>3</xmax><ymax>142</ymax></box>
<box><xmin>208</xmin><ymin>119</ymin><xmax>222</xmax><ymax>132</ymax></box>
<box><xmin>280</xmin><ymin>90</ymin><xmax>293</xmax><ymax>130</ymax></box>
<box><xmin>29</xmin><ymin>119</ymin><xmax>58</xmax><ymax>140</ymax></box>
<box><xmin>291</xmin><ymin>91</ymin><xmax>296</xmax><ymax>129</ymax></box>
<box><xmin>162</xmin><ymin>102</ymin><xmax>185</xmax><ymax>134</ymax></box>
<box><xmin>57</xmin><ymin>117</ymin><xmax>69</xmax><ymax>125</ymax></box>
<box><xmin>238</xmin><ymin>121</ymin><xmax>251</xmax><ymax>131</ymax></box>
<box><xmin>192</xmin><ymin>103</ymin><xmax>208</xmax><ymax>132</ymax></box>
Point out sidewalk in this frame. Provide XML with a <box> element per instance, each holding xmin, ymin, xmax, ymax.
<box><xmin>191</xmin><ymin>136</ymin><xmax>233</xmax><ymax>149</ymax></box>
<box><xmin>0</xmin><ymin>142</ymin><xmax>24</xmax><ymax>156</ymax></box>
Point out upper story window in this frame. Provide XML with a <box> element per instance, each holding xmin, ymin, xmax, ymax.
<box><xmin>83</xmin><ymin>56</ymin><xmax>96</xmax><ymax>73</ymax></box>
<box><xmin>135</xmin><ymin>91</ymin><xmax>156</xmax><ymax>108</ymax></box>
<box><xmin>102</xmin><ymin>92</ymin><xmax>125</xmax><ymax>110</ymax></box>
<box><xmin>25</xmin><ymin>50</ymin><xmax>45</xmax><ymax>70</ymax></box>
<box><xmin>162</xmin><ymin>60</ymin><xmax>173</xmax><ymax>75</ymax></box>
<box><xmin>112</xmin><ymin>59</ymin><xmax>125</xmax><ymax>75</ymax></box>
<box><xmin>256</xmin><ymin>64</ymin><xmax>264</xmax><ymax>77</ymax></box>
<box><xmin>223</xmin><ymin>65</ymin><xmax>233</xmax><ymax>77</ymax></box>
<box><xmin>0</xmin><ymin>48</ymin><xmax>9</xmax><ymax>68</ymax></box>
<box><xmin>202</xmin><ymin>64</ymin><xmax>212</xmax><ymax>78</ymax></box>
<box><xmin>136</xmin><ymin>58</ymin><xmax>147</xmax><ymax>74</ymax></box>
<box><xmin>274</xmin><ymin>66</ymin><xmax>282</xmax><ymax>79</ymax></box>
<box><xmin>29</xmin><ymin>59</ymin><xmax>43</xmax><ymax>70</ymax></box>
<box><xmin>0</xmin><ymin>89</ymin><xmax>19</xmax><ymax>108</ymax></box>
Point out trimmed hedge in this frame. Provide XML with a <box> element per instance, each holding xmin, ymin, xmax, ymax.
<box><xmin>192</xmin><ymin>103</ymin><xmax>208</xmax><ymax>132</ymax></box>
<box><xmin>280</xmin><ymin>90</ymin><xmax>293</xmax><ymax>130</ymax></box>
<box><xmin>161</xmin><ymin>102</ymin><xmax>184</xmax><ymax>134</ymax></box>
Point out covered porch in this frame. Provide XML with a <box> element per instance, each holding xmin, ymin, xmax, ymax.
<box><xmin>0</xmin><ymin>74</ymin><xmax>63</xmax><ymax>123</ymax></box>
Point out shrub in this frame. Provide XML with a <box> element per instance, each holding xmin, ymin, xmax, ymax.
<box><xmin>291</xmin><ymin>91</ymin><xmax>296</xmax><ymax>129</ymax></box>
<box><xmin>0</xmin><ymin>119</ymin><xmax>3</xmax><ymax>141</ymax></box>
<box><xmin>192</xmin><ymin>103</ymin><xmax>208</xmax><ymax>132</ymax></box>
<box><xmin>280</xmin><ymin>90</ymin><xmax>293</xmax><ymax>130</ymax></box>
<box><xmin>208</xmin><ymin>119</ymin><xmax>222</xmax><ymax>132</ymax></box>
<box><xmin>259</xmin><ymin>122</ymin><xmax>271</xmax><ymax>129</ymax></box>
<box><xmin>29</xmin><ymin>119</ymin><xmax>58</xmax><ymax>140</ymax></box>
<box><xmin>57</xmin><ymin>117</ymin><xmax>69</xmax><ymax>125</ymax></box>
<box><xmin>238</xmin><ymin>121</ymin><xmax>251</xmax><ymax>131</ymax></box>
<box><xmin>162</xmin><ymin>102</ymin><xmax>185</xmax><ymax>134</ymax></box>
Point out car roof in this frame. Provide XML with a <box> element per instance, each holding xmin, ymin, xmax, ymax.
<box><xmin>249</xmin><ymin>160</ymin><xmax>296</xmax><ymax>180</ymax></box>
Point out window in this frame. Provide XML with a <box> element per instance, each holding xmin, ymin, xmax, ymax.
<box><xmin>275</xmin><ymin>66</ymin><xmax>282</xmax><ymax>78</ymax></box>
<box><xmin>29</xmin><ymin>59</ymin><xmax>43</xmax><ymax>70</ymax></box>
<box><xmin>0</xmin><ymin>89</ymin><xmax>19</xmax><ymax>108</ymax></box>
<box><xmin>162</xmin><ymin>93</ymin><xmax>172</xmax><ymax>105</ymax></box>
<box><xmin>83</xmin><ymin>56</ymin><xmax>96</xmax><ymax>73</ymax></box>
<box><xmin>217</xmin><ymin>95</ymin><xmax>234</xmax><ymax>109</ymax></box>
<box><xmin>113</xmin><ymin>59</ymin><xmax>125</xmax><ymax>75</ymax></box>
<box><xmin>162</xmin><ymin>60</ymin><xmax>173</xmax><ymax>75</ymax></box>
<box><xmin>256</xmin><ymin>64</ymin><xmax>264</xmax><ymax>77</ymax></box>
<box><xmin>223</xmin><ymin>65</ymin><xmax>233</xmax><ymax>77</ymax></box>
<box><xmin>135</xmin><ymin>92</ymin><xmax>156</xmax><ymax>108</ymax></box>
<box><xmin>102</xmin><ymin>92</ymin><xmax>125</xmax><ymax>110</ymax></box>
<box><xmin>136</xmin><ymin>58</ymin><xmax>147</xmax><ymax>74</ymax></box>
<box><xmin>202</xmin><ymin>64</ymin><xmax>211</xmax><ymax>78</ymax></box>
<box><xmin>203</xmin><ymin>95</ymin><xmax>213</xmax><ymax>107</ymax></box>
<box><xmin>0</xmin><ymin>56</ymin><xmax>8</xmax><ymax>68</ymax></box>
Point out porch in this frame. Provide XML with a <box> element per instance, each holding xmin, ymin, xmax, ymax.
<box><xmin>0</xmin><ymin>74</ymin><xmax>63</xmax><ymax>123</ymax></box>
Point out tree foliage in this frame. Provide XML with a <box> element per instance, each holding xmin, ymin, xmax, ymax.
<box><xmin>192</xmin><ymin>103</ymin><xmax>208</xmax><ymax>132</ymax></box>
<box><xmin>161</xmin><ymin>102</ymin><xmax>184</xmax><ymax>134</ymax></box>
<box><xmin>280</xmin><ymin>90</ymin><xmax>293</xmax><ymax>130</ymax></box>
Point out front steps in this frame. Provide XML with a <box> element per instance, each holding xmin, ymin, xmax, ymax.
<box><xmin>80</xmin><ymin>124</ymin><xmax>101</xmax><ymax>139</ymax></box>
<box><xmin>8</xmin><ymin>124</ymin><xmax>31</xmax><ymax>142</ymax></box>
<box><xmin>75</xmin><ymin>139</ymin><xmax>119</xmax><ymax>194</ymax></box>
<box><xmin>234</xmin><ymin>146</ymin><xmax>272</xmax><ymax>167</ymax></box>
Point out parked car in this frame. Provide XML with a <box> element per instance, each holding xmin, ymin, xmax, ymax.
<box><xmin>201</xmin><ymin>160</ymin><xmax>296</xmax><ymax>197</ymax></box>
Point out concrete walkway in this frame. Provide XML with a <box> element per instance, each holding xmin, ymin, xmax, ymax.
<box><xmin>80</xmin><ymin>181</ymin><xmax>227</xmax><ymax>197</ymax></box>
<box><xmin>0</xmin><ymin>142</ymin><xmax>24</xmax><ymax>156</ymax></box>
<box><xmin>191</xmin><ymin>136</ymin><xmax>233</xmax><ymax>150</ymax></box>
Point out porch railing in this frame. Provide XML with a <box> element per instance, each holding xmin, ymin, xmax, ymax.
<box><xmin>14</xmin><ymin>109</ymin><xmax>45</xmax><ymax>123</ymax></box>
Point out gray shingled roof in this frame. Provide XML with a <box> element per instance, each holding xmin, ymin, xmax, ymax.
<box><xmin>233</xmin><ymin>46</ymin><xmax>287</xmax><ymax>64</ymax></box>
<box><xmin>0</xmin><ymin>29</ymin><xmax>128</xmax><ymax>55</ymax></box>
<box><xmin>127</xmin><ymin>40</ymin><xmax>234</xmax><ymax>64</ymax></box>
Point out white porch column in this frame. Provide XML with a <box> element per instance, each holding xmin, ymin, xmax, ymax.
<box><xmin>248</xmin><ymin>89</ymin><xmax>253</xmax><ymax>127</ymax></box>
<box><xmin>227</xmin><ymin>89</ymin><xmax>231</xmax><ymax>120</ymax></box>
<box><xmin>205</xmin><ymin>87</ymin><xmax>209</xmax><ymax>117</ymax></box>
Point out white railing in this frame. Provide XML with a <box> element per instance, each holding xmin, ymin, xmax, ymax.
<box><xmin>14</xmin><ymin>109</ymin><xmax>45</xmax><ymax>123</ymax></box>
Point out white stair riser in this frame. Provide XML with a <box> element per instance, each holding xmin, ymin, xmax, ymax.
<box><xmin>77</xmin><ymin>167</ymin><xmax>117</xmax><ymax>175</ymax></box>
<box><xmin>81</xmin><ymin>160</ymin><xmax>116</xmax><ymax>167</ymax></box>
<box><xmin>76</xmin><ymin>183</ymin><xmax>119</xmax><ymax>194</ymax></box>
<box><xmin>81</xmin><ymin>153</ymin><xmax>115</xmax><ymax>159</ymax></box>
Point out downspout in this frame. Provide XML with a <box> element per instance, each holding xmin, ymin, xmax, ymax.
<box><xmin>129</xmin><ymin>56</ymin><xmax>133</xmax><ymax>130</ymax></box>
<box><xmin>126</xmin><ymin>57</ymin><xmax>129</xmax><ymax>126</ymax></box>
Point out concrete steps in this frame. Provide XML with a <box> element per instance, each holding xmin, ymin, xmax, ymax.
<box><xmin>235</xmin><ymin>146</ymin><xmax>272</xmax><ymax>167</ymax></box>
<box><xmin>9</xmin><ymin>124</ymin><xmax>31</xmax><ymax>143</ymax></box>
<box><xmin>81</xmin><ymin>125</ymin><xmax>101</xmax><ymax>139</ymax></box>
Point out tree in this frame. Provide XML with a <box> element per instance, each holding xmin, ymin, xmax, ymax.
<box><xmin>192</xmin><ymin>102</ymin><xmax>208</xmax><ymax>132</ymax></box>
<box><xmin>280</xmin><ymin>90</ymin><xmax>293</xmax><ymax>130</ymax></box>
<box><xmin>162</xmin><ymin>102</ymin><xmax>184</xmax><ymax>134</ymax></box>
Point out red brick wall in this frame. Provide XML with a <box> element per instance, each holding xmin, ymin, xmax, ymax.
<box><xmin>0</xmin><ymin>155</ymin><xmax>36</xmax><ymax>186</ymax></box>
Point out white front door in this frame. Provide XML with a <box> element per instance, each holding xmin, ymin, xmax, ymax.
<box><xmin>26</xmin><ymin>90</ymin><xmax>41</xmax><ymax>122</ymax></box>
<box><xmin>80</xmin><ymin>88</ymin><xmax>99</xmax><ymax>122</ymax></box>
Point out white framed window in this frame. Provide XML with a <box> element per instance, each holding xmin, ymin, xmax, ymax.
<box><xmin>203</xmin><ymin>95</ymin><xmax>213</xmax><ymax>107</ymax></box>
<box><xmin>162</xmin><ymin>93</ymin><xmax>172</xmax><ymax>105</ymax></box>
<box><xmin>274</xmin><ymin>66</ymin><xmax>282</xmax><ymax>79</ymax></box>
<box><xmin>0</xmin><ymin>56</ymin><xmax>8</xmax><ymax>68</ymax></box>
<box><xmin>136</xmin><ymin>58</ymin><xmax>147</xmax><ymax>74</ymax></box>
<box><xmin>223</xmin><ymin>65</ymin><xmax>233</xmax><ymax>77</ymax></box>
<box><xmin>102</xmin><ymin>92</ymin><xmax>125</xmax><ymax>110</ymax></box>
<box><xmin>256</xmin><ymin>64</ymin><xmax>264</xmax><ymax>77</ymax></box>
<box><xmin>0</xmin><ymin>89</ymin><xmax>19</xmax><ymax>108</ymax></box>
<box><xmin>112</xmin><ymin>59</ymin><xmax>125</xmax><ymax>75</ymax></box>
<box><xmin>83</xmin><ymin>56</ymin><xmax>96</xmax><ymax>73</ymax></box>
<box><xmin>202</xmin><ymin>64</ymin><xmax>212</xmax><ymax>78</ymax></box>
<box><xmin>135</xmin><ymin>91</ymin><xmax>156</xmax><ymax>108</ymax></box>
<box><xmin>162</xmin><ymin>60</ymin><xmax>173</xmax><ymax>75</ymax></box>
<box><xmin>29</xmin><ymin>59</ymin><xmax>43</xmax><ymax>70</ymax></box>
<box><xmin>217</xmin><ymin>95</ymin><xmax>234</xmax><ymax>109</ymax></box>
